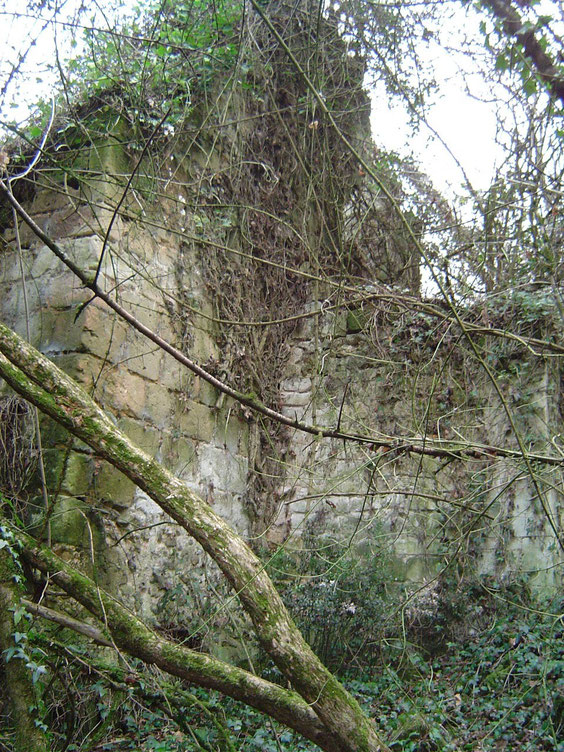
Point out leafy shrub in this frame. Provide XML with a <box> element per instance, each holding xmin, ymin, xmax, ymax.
<box><xmin>266</xmin><ymin>535</ymin><xmax>405</xmax><ymax>672</ymax></box>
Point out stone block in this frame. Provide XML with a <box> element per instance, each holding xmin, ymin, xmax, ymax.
<box><xmin>1</xmin><ymin>303</ymin><xmax>43</xmax><ymax>345</ymax></box>
<box><xmin>192</xmin><ymin>377</ymin><xmax>220</xmax><ymax>407</ymax></box>
<box><xmin>129</xmin><ymin>489</ymin><xmax>164</xmax><ymax>527</ymax></box>
<box><xmin>121</xmin><ymin>296</ymin><xmax>164</xmax><ymax>333</ymax></box>
<box><xmin>289</xmin><ymin>511</ymin><xmax>306</xmax><ymax>531</ymax></box>
<box><xmin>30</xmin><ymin>188</ymin><xmax>78</xmax><ymax>215</ymax></box>
<box><xmin>280</xmin><ymin>390</ymin><xmax>311</xmax><ymax>407</ymax></box>
<box><xmin>161</xmin><ymin>433</ymin><xmax>197</xmax><ymax>477</ymax></box>
<box><xmin>120</xmin><ymin>344</ymin><xmax>164</xmax><ymax>382</ymax></box>
<box><xmin>346</xmin><ymin>309</ymin><xmax>369</xmax><ymax>333</ymax></box>
<box><xmin>281</xmin><ymin>404</ymin><xmax>309</xmax><ymax>422</ymax></box>
<box><xmin>41</xmin><ymin>447</ymin><xmax>67</xmax><ymax>492</ymax></box>
<box><xmin>143</xmin><ymin>381</ymin><xmax>176</xmax><ymax>426</ymax></box>
<box><xmin>158</xmin><ymin>359</ymin><xmax>184</xmax><ymax>391</ymax></box>
<box><xmin>117</xmin><ymin>417</ymin><xmax>161</xmax><ymax>456</ymax></box>
<box><xmin>41</xmin><ymin>274</ymin><xmax>92</xmax><ymax>311</ymax></box>
<box><xmin>14</xmin><ymin>207</ymin><xmax>99</xmax><ymax>246</ymax></box>
<box><xmin>280</xmin><ymin>377</ymin><xmax>312</xmax><ymax>393</ymax></box>
<box><xmin>198</xmin><ymin>444</ymin><xmax>248</xmax><ymax>494</ymax></box>
<box><xmin>215</xmin><ymin>406</ymin><xmax>248</xmax><ymax>454</ymax></box>
<box><xmin>285</xmin><ymin>495</ymin><xmax>310</xmax><ymax>515</ymax></box>
<box><xmin>98</xmin><ymin>368</ymin><xmax>148</xmax><ymax>418</ymax></box>
<box><xmin>0</xmin><ymin>248</ymin><xmax>30</xmax><ymax>284</ymax></box>
<box><xmin>191</xmin><ymin>326</ymin><xmax>219</xmax><ymax>362</ymax></box>
<box><xmin>176</xmin><ymin>399</ymin><xmax>215</xmax><ymax>442</ymax></box>
<box><xmin>29</xmin><ymin>245</ymin><xmax>64</xmax><ymax>279</ymax></box>
<box><xmin>83</xmin><ymin>308</ymin><xmax>129</xmax><ymax>360</ymax></box>
<box><xmin>39</xmin><ymin>308</ymin><xmax>87</xmax><ymax>353</ymax></box>
<box><xmin>51</xmin><ymin>353</ymin><xmax>104</xmax><ymax>387</ymax></box>
<box><xmin>95</xmin><ymin>461</ymin><xmax>137</xmax><ymax>511</ymax></box>
<box><xmin>63</xmin><ymin>236</ymin><xmax>102</xmax><ymax>272</ymax></box>
<box><xmin>63</xmin><ymin>452</ymin><xmax>94</xmax><ymax>496</ymax></box>
<box><xmin>49</xmin><ymin>495</ymin><xmax>88</xmax><ymax>547</ymax></box>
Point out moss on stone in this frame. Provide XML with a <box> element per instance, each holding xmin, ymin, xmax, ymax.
<box><xmin>346</xmin><ymin>309</ymin><xmax>369</xmax><ymax>334</ymax></box>
<box><xmin>95</xmin><ymin>461</ymin><xmax>137</xmax><ymax>510</ymax></box>
<box><xmin>49</xmin><ymin>495</ymin><xmax>89</xmax><ymax>546</ymax></box>
<box><xmin>63</xmin><ymin>451</ymin><xmax>94</xmax><ymax>496</ymax></box>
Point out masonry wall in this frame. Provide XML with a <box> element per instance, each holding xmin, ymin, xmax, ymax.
<box><xmin>0</xmin><ymin>176</ymin><xmax>252</xmax><ymax>647</ymax></box>
<box><xmin>0</xmin><ymin>137</ymin><xmax>562</xmax><ymax>651</ymax></box>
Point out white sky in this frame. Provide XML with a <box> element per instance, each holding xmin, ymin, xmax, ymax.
<box><xmin>369</xmin><ymin>0</ymin><xmax>503</xmax><ymax>197</ymax></box>
<box><xmin>371</xmin><ymin>86</ymin><xmax>499</xmax><ymax>195</ymax></box>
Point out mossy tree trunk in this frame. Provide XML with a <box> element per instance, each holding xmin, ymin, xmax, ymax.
<box><xmin>2</xmin><ymin>521</ymin><xmax>347</xmax><ymax>752</ymax></box>
<box><xmin>0</xmin><ymin>321</ymin><xmax>390</xmax><ymax>752</ymax></box>
<box><xmin>0</xmin><ymin>548</ymin><xmax>48</xmax><ymax>752</ymax></box>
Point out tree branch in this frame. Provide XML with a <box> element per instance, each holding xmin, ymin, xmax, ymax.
<box><xmin>3</xmin><ymin>531</ymin><xmax>346</xmax><ymax>752</ymax></box>
<box><xmin>482</xmin><ymin>0</ymin><xmax>564</xmax><ymax>105</ymax></box>
<box><xmin>21</xmin><ymin>599</ymin><xmax>114</xmax><ymax>648</ymax></box>
<box><xmin>0</xmin><ymin>184</ymin><xmax>561</xmax><ymax>468</ymax></box>
<box><xmin>0</xmin><ymin>323</ymin><xmax>389</xmax><ymax>752</ymax></box>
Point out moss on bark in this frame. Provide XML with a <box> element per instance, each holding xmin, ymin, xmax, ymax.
<box><xmin>2</xmin><ymin>521</ymin><xmax>346</xmax><ymax>752</ymax></box>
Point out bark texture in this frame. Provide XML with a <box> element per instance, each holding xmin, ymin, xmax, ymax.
<box><xmin>2</xmin><ymin>524</ymin><xmax>346</xmax><ymax>752</ymax></box>
<box><xmin>483</xmin><ymin>0</ymin><xmax>564</xmax><ymax>104</ymax></box>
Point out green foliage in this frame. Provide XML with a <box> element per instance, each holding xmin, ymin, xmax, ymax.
<box><xmin>470</xmin><ymin>0</ymin><xmax>564</xmax><ymax>107</ymax></box>
<box><xmin>340</xmin><ymin>588</ymin><xmax>563</xmax><ymax>752</ymax></box>
<box><xmin>5</xmin><ymin>581</ymin><xmax>558</xmax><ymax>752</ymax></box>
<box><xmin>266</xmin><ymin>536</ymin><xmax>404</xmax><ymax>672</ymax></box>
<box><xmin>66</xmin><ymin>0</ymin><xmax>243</xmax><ymax>131</ymax></box>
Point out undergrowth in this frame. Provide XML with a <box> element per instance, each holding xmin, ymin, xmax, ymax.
<box><xmin>1</xmin><ymin>581</ymin><xmax>561</xmax><ymax>751</ymax></box>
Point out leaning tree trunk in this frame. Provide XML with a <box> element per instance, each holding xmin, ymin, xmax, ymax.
<box><xmin>1</xmin><ymin>520</ymin><xmax>347</xmax><ymax>752</ymax></box>
<box><xmin>0</xmin><ymin>321</ymin><xmax>390</xmax><ymax>752</ymax></box>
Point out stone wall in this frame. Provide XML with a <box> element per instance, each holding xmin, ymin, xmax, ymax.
<box><xmin>1</xmin><ymin>167</ymin><xmax>562</xmax><ymax>642</ymax></box>
<box><xmin>0</xmin><ymin>176</ymin><xmax>252</xmax><ymax>642</ymax></box>
<box><xmin>273</xmin><ymin>301</ymin><xmax>563</xmax><ymax>591</ymax></box>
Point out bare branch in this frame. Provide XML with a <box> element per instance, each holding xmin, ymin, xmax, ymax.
<box><xmin>482</xmin><ymin>0</ymin><xmax>564</xmax><ymax>105</ymax></box>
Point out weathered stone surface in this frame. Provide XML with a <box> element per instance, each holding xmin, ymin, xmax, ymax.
<box><xmin>41</xmin><ymin>275</ymin><xmax>91</xmax><ymax>310</ymax></box>
<box><xmin>176</xmin><ymin>399</ymin><xmax>215</xmax><ymax>442</ymax></box>
<box><xmin>160</xmin><ymin>433</ymin><xmax>198</xmax><ymax>479</ymax></box>
<box><xmin>198</xmin><ymin>444</ymin><xmax>248</xmax><ymax>495</ymax></box>
<box><xmin>49</xmin><ymin>496</ymin><xmax>89</xmax><ymax>547</ymax></box>
<box><xmin>118</xmin><ymin>417</ymin><xmax>161</xmax><ymax>455</ymax></box>
<box><xmin>95</xmin><ymin>461</ymin><xmax>137</xmax><ymax>510</ymax></box>
<box><xmin>63</xmin><ymin>452</ymin><xmax>94</xmax><ymax>496</ymax></box>
<box><xmin>1</xmin><ymin>148</ymin><xmax>562</xmax><ymax>633</ymax></box>
<box><xmin>215</xmin><ymin>405</ymin><xmax>248</xmax><ymax>454</ymax></box>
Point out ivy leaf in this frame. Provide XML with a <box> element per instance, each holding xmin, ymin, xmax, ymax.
<box><xmin>28</xmin><ymin>662</ymin><xmax>47</xmax><ymax>684</ymax></box>
<box><xmin>3</xmin><ymin>646</ymin><xmax>17</xmax><ymax>661</ymax></box>
<box><xmin>495</xmin><ymin>54</ymin><xmax>509</xmax><ymax>72</ymax></box>
<box><xmin>523</xmin><ymin>77</ymin><xmax>538</xmax><ymax>96</ymax></box>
